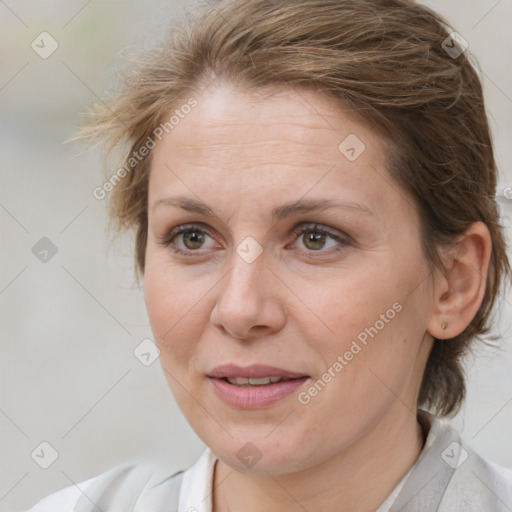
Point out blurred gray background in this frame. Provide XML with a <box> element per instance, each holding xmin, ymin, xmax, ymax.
<box><xmin>1</xmin><ymin>1</ymin><xmax>511</xmax><ymax>510</ymax></box>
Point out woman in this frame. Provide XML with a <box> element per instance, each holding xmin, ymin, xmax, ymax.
<box><xmin>29</xmin><ymin>0</ymin><xmax>512</xmax><ymax>510</ymax></box>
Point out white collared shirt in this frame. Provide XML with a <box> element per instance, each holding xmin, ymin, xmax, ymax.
<box><xmin>28</xmin><ymin>411</ymin><xmax>512</xmax><ymax>512</ymax></box>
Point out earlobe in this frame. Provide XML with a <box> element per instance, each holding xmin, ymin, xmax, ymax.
<box><xmin>427</xmin><ymin>222</ymin><xmax>492</xmax><ymax>340</ymax></box>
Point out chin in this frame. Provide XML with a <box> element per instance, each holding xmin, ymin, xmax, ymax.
<box><xmin>204</xmin><ymin>430</ymin><xmax>316</xmax><ymax>475</ymax></box>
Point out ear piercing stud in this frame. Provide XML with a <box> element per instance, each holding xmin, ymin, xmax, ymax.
<box><xmin>441</xmin><ymin>322</ymin><xmax>448</xmax><ymax>331</ymax></box>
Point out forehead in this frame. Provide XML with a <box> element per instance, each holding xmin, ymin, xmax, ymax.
<box><xmin>156</xmin><ymin>83</ymin><xmax>385</xmax><ymax>162</ymax></box>
<box><xmin>149</xmin><ymin>83</ymin><xmax>393</xmax><ymax>212</ymax></box>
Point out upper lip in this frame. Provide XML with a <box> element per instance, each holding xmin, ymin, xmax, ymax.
<box><xmin>208</xmin><ymin>364</ymin><xmax>308</xmax><ymax>379</ymax></box>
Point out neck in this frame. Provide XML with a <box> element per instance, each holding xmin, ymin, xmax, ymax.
<box><xmin>212</xmin><ymin>408</ymin><xmax>426</xmax><ymax>512</ymax></box>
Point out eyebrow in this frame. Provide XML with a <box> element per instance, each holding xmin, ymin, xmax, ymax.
<box><xmin>152</xmin><ymin>195</ymin><xmax>374</xmax><ymax>222</ymax></box>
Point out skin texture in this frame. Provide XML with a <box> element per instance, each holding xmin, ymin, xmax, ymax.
<box><xmin>144</xmin><ymin>82</ymin><xmax>491</xmax><ymax>512</ymax></box>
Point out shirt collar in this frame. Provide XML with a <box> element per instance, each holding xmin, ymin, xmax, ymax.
<box><xmin>178</xmin><ymin>447</ymin><xmax>218</xmax><ymax>512</ymax></box>
<box><xmin>388</xmin><ymin>409</ymin><xmax>459</xmax><ymax>511</ymax></box>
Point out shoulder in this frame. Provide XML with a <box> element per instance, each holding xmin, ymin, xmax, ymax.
<box><xmin>423</xmin><ymin>412</ymin><xmax>512</xmax><ymax>511</ymax></box>
<box><xmin>27</xmin><ymin>471</ymin><xmax>103</xmax><ymax>512</ymax></box>
<box><xmin>393</xmin><ymin>411</ymin><xmax>512</xmax><ymax>511</ymax></box>
<box><xmin>27</xmin><ymin>463</ymin><xmax>185</xmax><ymax>512</ymax></box>
<box><xmin>441</xmin><ymin>442</ymin><xmax>512</xmax><ymax>512</ymax></box>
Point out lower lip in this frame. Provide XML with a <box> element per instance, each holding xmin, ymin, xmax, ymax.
<box><xmin>208</xmin><ymin>377</ymin><xmax>309</xmax><ymax>409</ymax></box>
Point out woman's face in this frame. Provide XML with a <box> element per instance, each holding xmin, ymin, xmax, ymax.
<box><xmin>145</xmin><ymin>83</ymin><xmax>436</xmax><ymax>474</ymax></box>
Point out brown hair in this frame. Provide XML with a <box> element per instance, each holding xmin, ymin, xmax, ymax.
<box><xmin>81</xmin><ymin>0</ymin><xmax>511</xmax><ymax>417</ymax></box>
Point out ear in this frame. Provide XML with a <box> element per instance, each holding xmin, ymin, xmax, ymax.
<box><xmin>427</xmin><ymin>221</ymin><xmax>492</xmax><ymax>340</ymax></box>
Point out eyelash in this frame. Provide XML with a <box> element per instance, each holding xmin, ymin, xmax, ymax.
<box><xmin>158</xmin><ymin>222</ymin><xmax>352</xmax><ymax>259</ymax></box>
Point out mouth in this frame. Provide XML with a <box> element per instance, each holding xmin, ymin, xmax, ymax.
<box><xmin>207</xmin><ymin>364</ymin><xmax>310</xmax><ymax>408</ymax></box>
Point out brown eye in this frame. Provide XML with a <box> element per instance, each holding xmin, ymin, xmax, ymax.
<box><xmin>181</xmin><ymin>229</ymin><xmax>206</xmax><ymax>250</ymax></box>
<box><xmin>291</xmin><ymin>223</ymin><xmax>352</xmax><ymax>258</ymax></box>
<box><xmin>159</xmin><ymin>224</ymin><xmax>219</xmax><ymax>256</ymax></box>
<box><xmin>301</xmin><ymin>230</ymin><xmax>329</xmax><ymax>251</ymax></box>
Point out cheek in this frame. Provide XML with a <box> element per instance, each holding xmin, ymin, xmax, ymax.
<box><xmin>303</xmin><ymin>258</ymin><xmax>426</xmax><ymax>379</ymax></box>
<box><xmin>143</xmin><ymin>259</ymin><xmax>206</xmax><ymax>364</ymax></box>
<box><xmin>144</xmin><ymin>266</ymin><xmax>174</xmax><ymax>341</ymax></box>
<box><xmin>298</xmin><ymin>262</ymin><xmax>399</xmax><ymax>340</ymax></box>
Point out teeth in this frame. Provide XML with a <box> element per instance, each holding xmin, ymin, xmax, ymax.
<box><xmin>226</xmin><ymin>376</ymin><xmax>285</xmax><ymax>386</ymax></box>
<box><xmin>249</xmin><ymin>377</ymin><xmax>272</xmax><ymax>385</ymax></box>
<box><xmin>227</xmin><ymin>377</ymin><xmax>249</xmax><ymax>385</ymax></box>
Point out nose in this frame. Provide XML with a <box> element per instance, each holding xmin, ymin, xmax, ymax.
<box><xmin>210</xmin><ymin>247</ymin><xmax>286</xmax><ymax>341</ymax></box>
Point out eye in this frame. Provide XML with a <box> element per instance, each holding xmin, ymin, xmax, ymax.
<box><xmin>290</xmin><ymin>223</ymin><xmax>352</xmax><ymax>257</ymax></box>
<box><xmin>158</xmin><ymin>223</ymin><xmax>218</xmax><ymax>256</ymax></box>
